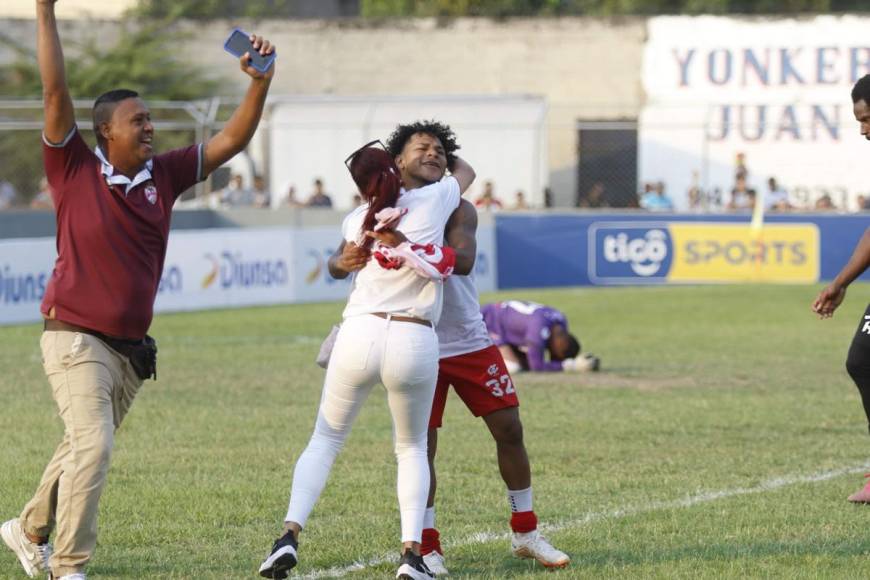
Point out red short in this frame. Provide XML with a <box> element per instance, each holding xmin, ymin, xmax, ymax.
<box><xmin>429</xmin><ymin>345</ymin><xmax>520</xmax><ymax>429</ymax></box>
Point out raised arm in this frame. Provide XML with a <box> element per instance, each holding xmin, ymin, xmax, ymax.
<box><xmin>202</xmin><ymin>34</ymin><xmax>274</xmax><ymax>177</ymax></box>
<box><xmin>37</xmin><ymin>0</ymin><xmax>75</xmax><ymax>143</ymax></box>
<box><xmin>450</xmin><ymin>156</ymin><xmax>476</xmax><ymax>194</ymax></box>
<box><xmin>812</xmin><ymin>227</ymin><xmax>870</xmax><ymax>318</ymax></box>
<box><xmin>444</xmin><ymin>199</ymin><xmax>478</xmax><ymax>276</ymax></box>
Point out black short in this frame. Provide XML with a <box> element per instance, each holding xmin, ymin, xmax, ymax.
<box><xmin>848</xmin><ymin>303</ymin><xmax>870</xmax><ymax>361</ymax></box>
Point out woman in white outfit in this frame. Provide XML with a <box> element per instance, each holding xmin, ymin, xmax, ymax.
<box><xmin>260</xmin><ymin>132</ymin><xmax>475</xmax><ymax>580</ymax></box>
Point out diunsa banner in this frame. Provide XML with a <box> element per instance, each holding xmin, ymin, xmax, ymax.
<box><xmin>639</xmin><ymin>15</ymin><xmax>870</xmax><ymax>210</ymax></box>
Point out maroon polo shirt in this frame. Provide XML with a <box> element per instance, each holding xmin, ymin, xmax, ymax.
<box><xmin>41</xmin><ymin>128</ymin><xmax>203</xmax><ymax>339</ymax></box>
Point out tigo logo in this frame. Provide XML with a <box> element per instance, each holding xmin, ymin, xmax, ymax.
<box><xmin>590</xmin><ymin>224</ymin><xmax>673</xmax><ymax>283</ymax></box>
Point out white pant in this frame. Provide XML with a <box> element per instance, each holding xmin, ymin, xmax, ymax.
<box><xmin>285</xmin><ymin>314</ymin><xmax>439</xmax><ymax>542</ymax></box>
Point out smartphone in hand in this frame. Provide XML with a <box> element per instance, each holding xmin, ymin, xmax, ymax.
<box><xmin>223</xmin><ymin>28</ymin><xmax>276</xmax><ymax>73</ymax></box>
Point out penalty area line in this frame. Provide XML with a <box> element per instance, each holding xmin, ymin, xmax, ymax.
<box><xmin>299</xmin><ymin>462</ymin><xmax>870</xmax><ymax>578</ymax></box>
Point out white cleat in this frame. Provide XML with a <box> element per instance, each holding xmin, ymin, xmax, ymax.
<box><xmin>511</xmin><ymin>530</ymin><xmax>570</xmax><ymax>568</ymax></box>
<box><xmin>422</xmin><ymin>551</ymin><xmax>449</xmax><ymax>576</ymax></box>
<box><xmin>56</xmin><ymin>575</ymin><xmax>87</xmax><ymax>580</ymax></box>
<box><xmin>1</xmin><ymin>518</ymin><xmax>53</xmax><ymax>578</ymax></box>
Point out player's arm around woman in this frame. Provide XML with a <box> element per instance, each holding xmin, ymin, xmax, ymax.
<box><xmin>260</xmin><ymin>141</ymin><xmax>473</xmax><ymax>580</ymax></box>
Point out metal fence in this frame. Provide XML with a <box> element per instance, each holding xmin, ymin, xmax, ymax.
<box><xmin>0</xmin><ymin>95</ymin><xmax>551</xmax><ymax>212</ymax></box>
<box><xmin>0</xmin><ymin>98</ymin><xmax>235</xmax><ymax>209</ymax></box>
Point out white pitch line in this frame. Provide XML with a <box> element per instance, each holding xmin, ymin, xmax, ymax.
<box><xmin>298</xmin><ymin>462</ymin><xmax>870</xmax><ymax>579</ymax></box>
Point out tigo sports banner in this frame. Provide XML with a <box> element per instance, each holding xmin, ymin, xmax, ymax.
<box><xmin>494</xmin><ymin>213</ymin><xmax>860</xmax><ymax>289</ymax></box>
<box><xmin>588</xmin><ymin>222</ymin><xmax>819</xmax><ymax>284</ymax></box>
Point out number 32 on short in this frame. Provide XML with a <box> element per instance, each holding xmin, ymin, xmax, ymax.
<box><xmin>485</xmin><ymin>374</ymin><xmax>515</xmax><ymax>397</ymax></box>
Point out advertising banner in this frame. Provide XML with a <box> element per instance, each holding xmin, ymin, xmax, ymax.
<box><xmin>496</xmin><ymin>213</ymin><xmax>861</xmax><ymax>289</ymax></box>
<box><xmin>0</xmin><ymin>222</ymin><xmax>498</xmax><ymax>326</ymax></box>
<box><xmin>0</xmin><ymin>238</ymin><xmax>55</xmax><ymax>325</ymax></box>
<box><xmin>155</xmin><ymin>228</ymin><xmax>295</xmax><ymax>312</ymax></box>
<box><xmin>472</xmin><ymin>222</ymin><xmax>498</xmax><ymax>294</ymax></box>
<box><xmin>289</xmin><ymin>226</ymin><xmax>353</xmax><ymax>303</ymax></box>
<box><xmin>640</xmin><ymin>16</ymin><xmax>870</xmax><ymax>210</ymax></box>
<box><xmin>588</xmin><ymin>222</ymin><xmax>819</xmax><ymax>284</ymax></box>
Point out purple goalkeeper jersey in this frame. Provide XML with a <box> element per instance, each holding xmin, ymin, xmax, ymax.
<box><xmin>480</xmin><ymin>300</ymin><xmax>568</xmax><ymax>372</ymax></box>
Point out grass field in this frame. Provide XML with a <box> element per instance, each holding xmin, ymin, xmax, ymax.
<box><xmin>2</xmin><ymin>283</ymin><xmax>870</xmax><ymax>579</ymax></box>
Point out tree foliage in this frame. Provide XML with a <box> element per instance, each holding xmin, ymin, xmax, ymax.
<box><xmin>360</xmin><ymin>0</ymin><xmax>857</xmax><ymax>17</ymax></box>
<box><xmin>134</xmin><ymin>0</ymin><xmax>300</xmax><ymax>20</ymax></box>
<box><xmin>131</xmin><ymin>0</ymin><xmax>865</xmax><ymax>19</ymax></box>
<box><xmin>0</xmin><ymin>24</ymin><xmax>216</xmax><ymax>100</ymax></box>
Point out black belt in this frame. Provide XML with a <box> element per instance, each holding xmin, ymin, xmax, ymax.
<box><xmin>44</xmin><ymin>319</ymin><xmax>142</xmax><ymax>358</ymax></box>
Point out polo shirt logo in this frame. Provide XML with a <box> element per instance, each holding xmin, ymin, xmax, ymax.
<box><xmin>144</xmin><ymin>185</ymin><xmax>158</xmax><ymax>205</ymax></box>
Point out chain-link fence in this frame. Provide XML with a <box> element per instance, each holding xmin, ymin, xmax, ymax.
<box><xmin>0</xmin><ymin>98</ymin><xmax>227</xmax><ymax>209</ymax></box>
<box><xmin>1</xmin><ymin>95</ymin><xmax>552</xmax><ymax>212</ymax></box>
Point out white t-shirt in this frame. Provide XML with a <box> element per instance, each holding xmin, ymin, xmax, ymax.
<box><xmin>342</xmin><ymin>177</ymin><xmax>461</xmax><ymax>323</ymax></box>
<box><xmin>436</xmin><ymin>273</ymin><xmax>493</xmax><ymax>359</ymax></box>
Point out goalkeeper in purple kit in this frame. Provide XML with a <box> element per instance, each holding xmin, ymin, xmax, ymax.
<box><xmin>481</xmin><ymin>301</ymin><xmax>600</xmax><ymax>373</ymax></box>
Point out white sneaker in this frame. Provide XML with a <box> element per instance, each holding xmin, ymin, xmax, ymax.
<box><xmin>511</xmin><ymin>530</ymin><xmax>570</xmax><ymax>568</ymax></box>
<box><xmin>422</xmin><ymin>551</ymin><xmax>449</xmax><ymax>576</ymax></box>
<box><xmin>57</xmin><ymin>575</ymin><xmax>87</xmax><ymax>580</ymax></box>
<box><xmin>1</xmin><ymin>518</ymin><xmax>52</xmax><ymax>578</ymax></box>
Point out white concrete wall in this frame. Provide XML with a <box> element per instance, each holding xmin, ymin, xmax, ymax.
<box><xmin>2</xmin><ymin>0</ymin><xmax>135</xmax><ymax>19</ymax></box>
<box><xmin>0</xmin><ymin>16</ymin><xmax>646</xmax><ymax>206</ymax></box>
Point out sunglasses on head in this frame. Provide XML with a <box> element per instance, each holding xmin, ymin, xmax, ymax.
<box><xmin>344</xmin><ymin>139</ymin><xmax>388</xmax><ymax>171</ymax></box>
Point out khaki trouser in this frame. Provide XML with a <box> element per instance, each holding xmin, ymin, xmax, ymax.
<box><xmin>20</xmin><ymin>331</ymin><xmax>142</xmax><ymax>576</ymax></box>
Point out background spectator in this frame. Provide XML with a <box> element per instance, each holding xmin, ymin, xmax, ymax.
<box><xmin>728</xmin><ymin>176</ymin><xmax>753</xmax><ymax>211</ymax></box>
<box><xmin>306</xmin><ymin>178</ymin><xmax>333</xmax><ymax>207</ymax></box>
<box><xmin>735</xmin><ymin>151</ymin><xmax>749</xmax><ymax>182</ymax></box>
<box><xmin>475</xmin><ymin>180</ymin><xmax>503</xmax><ymax>211</ymax></box>
<box><xmin>543</xmin><ymin>187</ymin><xmax>553</xmax><ymax>208</ymax></box>
<box><xmin>0</xmin><ymin>180</ymin><xmax>19</xmax><ymax>210</ymax></box>
<box><xmin>220</xmin><ymin>174</ymin><xmax>255</xmax><ymax>207</ymax></box>
<box><xmin>578</xmin><ymin>181</ymin><xmax>608</xmax><ymax>208</ymax></box>
<box><xmin>709</xmin><ymin>187</ymin><xmax>723</xmax><ymax>210</ymax></box>
<box><xmin>856</xmin><ymin>195</ymin><xmax>870</xmax><ymax>212</ymax></box>
<box><xmin>29</xmin><ymin>177</ymin><xmax>54</xmax><ymax>210</ymax></box>
<box><xmin>815</xmin><ymin>194</ymin><xmax>836</xmax><ymax>211</ymax></box>
<box><xmin>765</xmin><ymin>177</ymin><xmax>791</xmax><ymax>211</ymax></box>
<box><xmin>640</xmin><ymin>181</ymin><xmax>673</xmax><ymax>211</ymax></box>
<box><xmin>282</xmin><ymin>185</ymin><xmax>302</xmax><ymax>207</ymax></box>
<box><xmin>252</xmin><ymin>175</ymin><xmax>271</xmax><ymax>208</ymax></box>
<box><xmin>687</xmin><ymin>171</ymin><xmax>702</xmax><ymax>211</ymax></box>
<box><xmin>511</xmin><ymin>190</ymin><xmax>528</xmax><ymax>210</ymax></box>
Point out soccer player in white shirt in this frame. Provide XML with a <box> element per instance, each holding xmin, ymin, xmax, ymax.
<box><xmin>259</xmin><ymin>135</ymin><xmax>474</xmax><ymax>580</ymax></box>
<box><xmin>380</xmin><ymin>123</ymin><xmax>570</xmax><ymax>575</ymax></box>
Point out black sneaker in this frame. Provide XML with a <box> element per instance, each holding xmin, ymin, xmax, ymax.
<box><xmin>259</xmin><ymin>530</ymin><xmax>298</xmax><ymax>579</ymax></box>
<box><xmin>396</xmin><ymin>550</ymin><xmax>435</xmax><ymax>580</ymax></box>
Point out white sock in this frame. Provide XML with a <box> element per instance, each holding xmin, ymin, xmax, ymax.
<box><xmin>423</xmin><ymin>506</ymin><xmax>436</xmax><ymax>529</ymax></box>
<box><xmin>507</xmin><ymin>486</ymin><xmax>533</xmax><ymax>513</ymax></box>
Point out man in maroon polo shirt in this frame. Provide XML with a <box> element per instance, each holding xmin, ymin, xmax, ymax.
<box><xmin>0</xmin><ymin>1</ymin><xmax>276</xmax><ymax>578</ymax></box>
